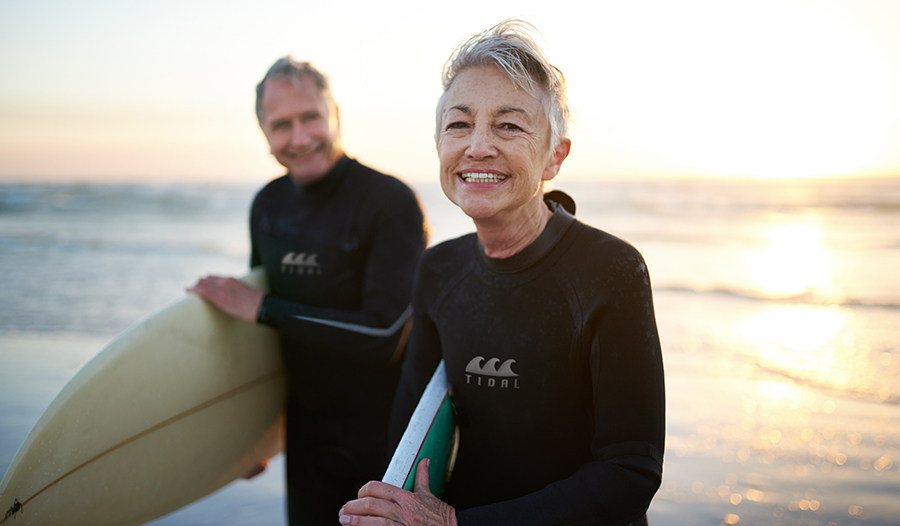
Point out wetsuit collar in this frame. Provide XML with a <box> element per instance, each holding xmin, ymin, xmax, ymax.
<box><xmin>289</xmin><ymin>155</ymin><xmax>351</xmax><ymax>198</ymax></box>
<box><xmin>476</xmin><ymin>198</ymin><xmax>576</xmax><ymax>274</ymax></box>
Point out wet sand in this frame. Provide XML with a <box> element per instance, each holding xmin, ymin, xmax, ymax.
<box><xmin>651</xmin><ymin>292</ymin><xmax>900</xmax><ymax>526</ymax></box>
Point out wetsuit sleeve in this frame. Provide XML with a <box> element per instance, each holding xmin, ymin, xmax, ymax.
<box><xmin>387</xmin><ymin>265</ymin><xmax>445</xmax><ymax>448</ymax></box>
<box><xmin>250</xmin><ymin>239</ymin><xmax>262</xmax><ymax>269</ymax></box>
<box><xmin>456</xmin><ymin>251</ymin><xmax>665</xmax><ymax>526</ymax></box>
<box><xmin>249</xmin><ymin>190</ymin><xmax>264</xmax><ymax>269</ymax></box>
<box><xmin>256</xmin><ymin>189</ymin><xmax>426</xmax><ymax>366</ymax></box>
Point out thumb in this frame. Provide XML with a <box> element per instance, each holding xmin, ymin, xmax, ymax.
<box><xmin>413</xmin><ymin>458</ymin><xmax>432</xmax><ymax>495</ymax></box>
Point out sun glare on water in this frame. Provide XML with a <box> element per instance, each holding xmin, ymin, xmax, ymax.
<box><xmin>735</xmin><ymin>221</ymin><xmax>885</xmax><ymax>398</ymax></box>
<box><xmin>739</xmin><ymin>305</ymin><xmax>844</xmax><ymax>353</ymax></box>
<box><xmin>734</xmin><ymin>302</ymin><xmax>897</xmax><ymax>402</ymax></box>
<box><xmin>748</xmin><ymin>222</ymin><xmax>831</xmax><ymax>298</ymax></box>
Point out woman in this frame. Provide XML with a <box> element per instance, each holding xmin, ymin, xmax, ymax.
<box><xmin>340</xmin><ymin>20</ymin><xmax>664</xmax><ymax>526</ymax></box>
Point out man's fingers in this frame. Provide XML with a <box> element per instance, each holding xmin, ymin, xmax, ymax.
<box><xmin>240</xmin><ymin>459</ymin><xmax>268</xmax><ymax>480</ymax></box>
<box><xmin>186</xmin><ymin>276</ymin><xmax>261</xmax><ymax>322</ymax></box>
<box><xmin>187</xmin><ymin>276</ymin><xmax>222</xmax><ymax>295</ymax></box>
<box><xmin>413</xmin><ymin>458</ymin><xmax>432</xmax><ymax>495</ymax></box>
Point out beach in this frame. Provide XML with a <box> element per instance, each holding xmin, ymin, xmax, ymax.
<box><xmin>1</xmin><ymin>178</ymin><xmax>898</xmax><ymax>525</ymax></box>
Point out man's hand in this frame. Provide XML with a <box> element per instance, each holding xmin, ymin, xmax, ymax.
<box><xmin>339</xmin><ymin>459</ymin><xmax>457</xmax><ymax>526</ymax></box>
<box><xmin>241</xmin><ymin>459</ymin><xmax>270</xmax><ymax>480</ymax></box>
<box><xmin>187</xmin><ymin>276</ymin><xmax>264</xmax><ymax>323</ymax></box>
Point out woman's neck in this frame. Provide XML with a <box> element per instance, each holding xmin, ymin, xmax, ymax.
<box><xmin>474</xmin><ymin>199</ymin><xmax>553</xmax><ymax>259</ymax></box>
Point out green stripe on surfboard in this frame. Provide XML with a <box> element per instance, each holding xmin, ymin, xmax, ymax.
<box><xmin>383</xmin><ymin>360</ymin><xmax>458</xmax><ymax>497</ymax></box>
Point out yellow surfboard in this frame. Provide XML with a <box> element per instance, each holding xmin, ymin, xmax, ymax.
<box><xmin>0</xmin><ymin>269</ymin><xmax>284</xmax><ymax>526</ymax></box>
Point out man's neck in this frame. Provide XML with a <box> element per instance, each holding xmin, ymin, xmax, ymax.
<box><xmin>290</xmin><ymin>151</ymin><xmax>346</xmax><ymax>187</ymax></box>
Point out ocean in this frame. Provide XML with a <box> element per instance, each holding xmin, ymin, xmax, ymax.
<box><xmin>1</xmin><ymin>177</ymin><xmax>898</xmax><ymax>525</ymax></box>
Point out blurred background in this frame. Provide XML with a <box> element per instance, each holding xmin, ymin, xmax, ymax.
<box><xmin>2</xmin><ymin>1</ymin><xmax>899</xmax><ymax>525</ymax></box>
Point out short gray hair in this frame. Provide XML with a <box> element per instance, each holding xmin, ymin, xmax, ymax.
<box><xmin>436</xmin><ymin>19</ymin><xmax>570</xmax><ymax>150</ymax></box>
<box><xmin>255</xmin><ymin>57</ymin><xmax>332</xmax><ymax>126</ymax></box>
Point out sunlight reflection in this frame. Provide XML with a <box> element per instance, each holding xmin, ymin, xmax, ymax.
<box><xmin>738</xmin><ymin>305</ymin><xmax>843</xmax><ymax>352</ymax></box>
<box><xmin>736</xmin><ymin>305</ymin><xmax>875</xmax><ymax>396</ymax></box>
<box><xmin>757</xmin><ymin>381</ymin><xmax>803</xmax><ymax>402</ymax></box>
<box><xmin>748</xmin><ymin>223</ymin><xmax>831</xmax><ymax>297</ymax></box>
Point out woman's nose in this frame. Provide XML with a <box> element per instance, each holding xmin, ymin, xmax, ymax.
<box><xmin>465</xmin><ymin>126</ymin><xmax>497</xmax><ymax>159</ymax></box>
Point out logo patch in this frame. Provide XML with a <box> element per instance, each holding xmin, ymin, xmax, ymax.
<box><xmin>281</xmin><ymin>252</ymin><xmax>322</xmax><ymax>275</ymax></box>
<box><xmin>465</xmin><ymin>356</ymin><xmax>520</xmax><ymax>389</ymax></box>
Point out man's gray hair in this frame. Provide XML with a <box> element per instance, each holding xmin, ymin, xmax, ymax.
<box><xmin>255</xmin><ymin>57</ymin><xmax>332</xmax><ymax>126</ymax></box>
<box><xmin>436</xmin><ymin>19</ymin><xmax>570</xmax><ymax>150</ymax></box>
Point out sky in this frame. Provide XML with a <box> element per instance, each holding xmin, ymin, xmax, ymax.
<box><xmin>1</xmin><ymin>0</ymin><xmax>899</xmax><ymax>183</ymax></box>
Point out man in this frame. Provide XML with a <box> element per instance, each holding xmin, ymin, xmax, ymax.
<box><xmin>190</xmin><ymin>57</ymin><xmax>426</xmax><ymax>525</ymax></box>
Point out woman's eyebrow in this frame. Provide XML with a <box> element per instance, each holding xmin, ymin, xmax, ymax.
<box><xmin>496</xmin><ymin>106</ymin><xmax>532</xmax><ymax>123</ymax></box>
<box><xmin>448</xmin><ymin>104</ymin><xmax>472</xmax><ymax>114</ymax></box>
<box><xmin>496</xmin><ymin>106</ymin><xmax>527</xmax><ymax>116</ymax></box>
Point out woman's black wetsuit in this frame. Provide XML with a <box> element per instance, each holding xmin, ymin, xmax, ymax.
<box><xmin>391</xmin><ymin>195</ymin><xmax>664</xmax><ymax>526</ymax></box>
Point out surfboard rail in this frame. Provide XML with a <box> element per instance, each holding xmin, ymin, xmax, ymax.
<box><xmin>382</xmin><ymin>360</ymin><xmax>458</xmax><ymax>497</ymax></box>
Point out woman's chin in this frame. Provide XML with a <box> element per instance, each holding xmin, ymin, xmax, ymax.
<box><xmin>455</xmin><ymin>200</ymin><xmax>500</xmax><ymax>221</ymax></box>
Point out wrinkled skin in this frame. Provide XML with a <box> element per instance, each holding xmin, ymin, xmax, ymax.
<box><xmin>339</xmin><ymin>459</ymin><xmax>458</xmax><ymax>526</ymax></box>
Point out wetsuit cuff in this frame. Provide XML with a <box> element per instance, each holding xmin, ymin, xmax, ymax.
<box><xmin>256</xmin><ymin>294</ymin><xmax>270</xmax><ymax>325</ymax></box>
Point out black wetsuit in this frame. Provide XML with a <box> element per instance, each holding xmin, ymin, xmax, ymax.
<box><xmin>250</xmin><ymin>156</ymin><xmax>426</xmax><ymax>525</ymax></box>
<box><xmin>391</xmin><ymin>195</ymin><xmax>665</xmax><ymax>526</ymax></box>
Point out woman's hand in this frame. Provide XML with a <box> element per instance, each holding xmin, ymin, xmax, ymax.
<box><xmin>339</xmin><ymin>459</ymin><xmax>457</xmax><ymax>526</ymax></box>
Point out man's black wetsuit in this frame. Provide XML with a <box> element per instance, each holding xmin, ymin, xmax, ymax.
<box><xmin>250</xmin><ymin>156</ymin><xmax>426</xmax><ymax>525</ymax></box>
<box><xmin>391</xmin><ymin>195</ymin><xmax>664</xmax><ymax>526</ymax></box>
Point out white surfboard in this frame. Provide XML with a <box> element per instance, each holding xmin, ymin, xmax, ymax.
<box><xmin>382</xmin><ymin>360</ymin><xmax>458</xmax><ymax>497</ymax></box>
<box><xmin>0</xmin><ymin>268</ymin><xmax>284</xmax><ymax>526</ymax></box>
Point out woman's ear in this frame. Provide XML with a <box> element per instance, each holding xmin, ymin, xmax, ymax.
<box><xmin>542</xmin><ymin>138</ymin><xmax>571</xmax><ymax>182</ymax></box>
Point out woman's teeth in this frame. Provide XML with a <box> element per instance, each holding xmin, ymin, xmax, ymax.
<box><xmin>461</xmin><ymin>173</ymin><xmax>507</xmax><ymax>183</ymax></box>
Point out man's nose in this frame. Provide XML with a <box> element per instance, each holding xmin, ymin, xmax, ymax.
<box><xmin>290</xmin><ymin>121</ymin><xmax>311</xmax><ymax>146</ymax></box>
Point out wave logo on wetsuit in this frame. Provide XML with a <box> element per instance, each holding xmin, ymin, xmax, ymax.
<box><xmin>281</xmin><ymin>252</ymin><xmax>322</xmax><ymax>276</ymax></box>
<box><xmin>464</xmin><ymin>356</ymin><xmax>521</xmax><ymax>389</ymax></box>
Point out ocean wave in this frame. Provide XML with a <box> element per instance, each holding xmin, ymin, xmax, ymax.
<box><xmin>0</xmin><ymin>230</ymin><xmax>244</xmax><ymax>259</ymax></box>
<box><xmin>0</xmin><ymin>183</ymin><xmax>255</xmax><ymax>215</ymax></box>
<box><xmin>654</xmin><ymin>285</ymin><xmax>900</xmax><ymax>310</ymax></box>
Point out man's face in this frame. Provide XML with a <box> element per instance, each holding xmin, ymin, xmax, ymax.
<box><xmin>259</xmin><ymin>76</ymin><xmax>342</xmax><ymax>186</ymax></box>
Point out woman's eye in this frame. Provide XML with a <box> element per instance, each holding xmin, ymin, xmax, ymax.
<box><xmin>500</xmin><ymin>123</ymin><xmax>522</xmax><ymax>131</ymax></box>
<box><xmin>446</xmin><ymin>121</ymin><xmax>469</xmax><ymax>130</ymax></box>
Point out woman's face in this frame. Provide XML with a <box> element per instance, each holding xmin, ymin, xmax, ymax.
<box><xmin>437</xmin><ymin>66</ymin><xmax>568</xmax><ymax>223</ymax></box>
